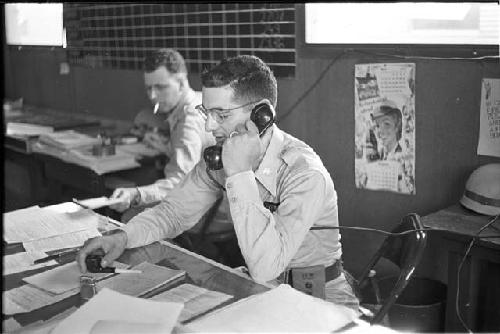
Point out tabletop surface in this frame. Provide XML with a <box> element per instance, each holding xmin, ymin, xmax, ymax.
<box><xmin>421</xmin><ymin>203</ymin><xmax>500</xmax><ymax>248</ymax></box>
<box><xmin>3</xmin><ymin>239</ymin><xmax>270</xmax><ymax>329</ymax></box>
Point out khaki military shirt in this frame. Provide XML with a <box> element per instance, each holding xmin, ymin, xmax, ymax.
<box><xmin>123</xmin><ymin>125</ymin><xmax>342</xmax><ymax>283</ymax></box>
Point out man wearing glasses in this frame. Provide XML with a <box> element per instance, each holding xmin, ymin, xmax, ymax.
<box><xmin>78</xmin><ymin>55</ymin><xmax>359</xmax><ymax>311</ymax></box>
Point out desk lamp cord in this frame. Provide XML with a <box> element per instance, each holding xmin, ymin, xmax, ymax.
<box><xmin>311</xmin><ymin>213</ymin><xmax>500</xmax><ymax>333</ymax></box>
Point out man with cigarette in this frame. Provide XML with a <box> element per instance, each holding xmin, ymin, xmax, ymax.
<box><xmin>110</xmin><ymin>48</ymin><xmax>215</xmax><ymax>221</ymax></box>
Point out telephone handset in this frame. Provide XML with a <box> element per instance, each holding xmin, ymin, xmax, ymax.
<box><xmin>203</xmin><ymin>102</ymin><xmax>274</xmax><ymax>170</ymax></box>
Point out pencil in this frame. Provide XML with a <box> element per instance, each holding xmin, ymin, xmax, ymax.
<box><xmin>72</xmin><ymin>198</ymin><xmax>91</xmax><ymax>209</ymax></box>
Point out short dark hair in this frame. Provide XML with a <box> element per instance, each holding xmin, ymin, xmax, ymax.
<box><xmin>201</xmin><ymin>55</ymin><xmax>277</xmax><ymax>107</ymax></box>
<box><xmin>143</xmin><ymin>48</ymin><xmax>187</xmax><ymax>74</ymax></box>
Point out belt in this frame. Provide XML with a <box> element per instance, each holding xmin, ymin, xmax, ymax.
<box><xmin>279</xmin><ymin>260</ymin><xmax>343</xmax><ymax>284</ymax></box>
<box><xmin>324</xmin><ymin>260</ymin><xmax>343</xmax><ymax>281</ymax></box>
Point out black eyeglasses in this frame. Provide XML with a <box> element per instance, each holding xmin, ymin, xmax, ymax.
<box><xmin>195</xmin><ymin>101</ymin><xmax>257</xmax><ymax>124</ymax></box>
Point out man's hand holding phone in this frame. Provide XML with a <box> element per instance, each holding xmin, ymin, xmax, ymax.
<box><xmin>223</xmin><ymin>120</ymin><xmax>264</xmax><ymax>177</ymax></box>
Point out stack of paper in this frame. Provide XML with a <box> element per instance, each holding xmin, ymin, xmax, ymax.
<box><xmin>38</xmin><ymin>130</ymin><xmax>101</xmax><ymax>150</ymax></box>
<box><xmin>72</xmin><ymin>197</ymin><xmax>124</xmax><ymax>210</ymax></box>
<box><xmin>6</xmin><ymin>122</ymin><xmax>54</xmax><ymax>136</ymax></box>
<box><xmin>187</xmin><ymin>284</ymin><xmax>358</xmax><ymax>332</ymax></box>
<box><xmin>116</xmin><ymin>142</ymin><xmax>161</xmax><ymax>158</ymax></box>
<box><xmin>32</xmin><ymin>139</ymin><xmax>140</xmax><ymax>175</ymax></box>
<box><xmin>51</xmin><ymin>288</ymin><xmax>183</xmax><ymax>334</ymax></box>
<box><xmin>34</xmin><ymin>130</ymin><xmax>141</xmax><ymax>175</ymax></box>
<box><xmin>3</xmin><ymin>206</ymin><xmax>100</xmax><ymax>243</ymax></box>
<box><xmin>4</xmin><ymin>251</ymin><xmax>58</xmax><ymax>275</ymax></box>
<box><xmin>3</xmin><ymin>206</ymin><xmax>101</xmax><ymax>253</ymax></box>
<box><xmin>68</xmin><ymin>146</ymin><xmax>140</xmax><ymax>175</ymax></box>
<box><xmin>151</xmin><ymin>283</ymin><xmax>233</xmax><ymax>322</ymax></box>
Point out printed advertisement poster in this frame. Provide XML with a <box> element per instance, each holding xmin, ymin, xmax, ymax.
<box><xmin>354</xmin><ymin>63</ymin><xmax>416</xmax><ymax>195</ymax></box>
<box><xmin>478</xmin><ymin>78</ymin><xmax>500</xmax><ymax>157</ymax></box>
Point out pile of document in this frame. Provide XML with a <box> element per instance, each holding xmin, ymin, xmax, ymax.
<box><xmin>6</xmin><ymin>122</ymin><xmax>55</xmax><ymax>136</ymax></box>
<box><xmin>38</xmin><ymin>130</ymin><xmax>102</xmax><ymax>150</ymax></box>
<box><xmin>3</xmin><ymin>205</ymin><xmax>102</xmax><ymax>252</ymax></box>
<box><xmin>187</xmin><ymin>284</ymin><xmax>358</xmax><ymax>332</ymax></box>
<box><xmin>32</xmin><ymin>130</ymin><xmax>140</xmax><ymax>174</ymax></box>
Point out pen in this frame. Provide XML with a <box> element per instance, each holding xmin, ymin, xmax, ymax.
<box><xmin>72</xmin><ymin>198</ymin><xmax>91</xmax><ymax>210</ymax></box>
<box><xmin>111</xmin><ymin>268</ymin><xmax>142</xmax><ymax>274</ymax></box>
<box><xmin>33</xmin><ymin>248</ymin><xmax>80</xmax><ymax>264</ymax></box>
<box><xmin>33</xmin><ymin>254</ymin><xmax>60</xmax><ymax>264</ymax></box>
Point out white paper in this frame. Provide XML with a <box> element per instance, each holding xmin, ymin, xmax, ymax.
<box><xmin>96</xmin><ymin>262</ymin><xmax>185</xmax><ymax>297</ymax></box>
<box><xmin>116</xmin><ymin>142</ymin><xmax>160</xmax><ymax>157</ymax></box>
<box><xmin>43</xmin><ymin>202</ymin><xmax>83</xmax><ymax>214</ymax></box>
<box><xmin>3</xmin><ymin>251</ymin><xmax>58</xmax><ymax>275</ymax></box>
<box><xmin>43</xmin><ymin>203</ymin><xmax>123</xmax><ymax>229</ymax></box>
<box><xmin>151</xmin><ymin>283</ymin><xmax>233</xmax><ymax>322</ymax></box>
<box><xmin>365</xmin><ymin>160</ymin><xmax>400</xmax><ymax>191</ymax></box>
<box><xmin>4</xmin><ymin>206</ymin><xmax>98</xmax><ymax>243</ymax></box>
<box><xmin>52</xmin><ymin>288</ymin><xmax>183</xmax><ymax>334</ymax></box>
<box><xmin>3</xmin><ymin>317</ymin><xmax>22</xmax><ymax>332</ymax></box>
<box><xmin>22</xmin><ymin>261</ymin><xmax>128</xmax><ymax>295</ymax></box>
<box><xmin>187</xmin><ymin>284</ymin><xmax>357</xmax><ymax>333</ymax></box>
<box><xmin>22</xmin><ymin>228</ymin><xmax>101</xmax><ymax>253</ymax></box>
<box><xmin>38</xmin><ymin>130</ymin><xmax>101</xmax><ymax>150</ymax></box>
<box><xmin>73</xmin><ymin>197</ymin><xmax>124</xmax><ymax>210</ymax></box>
<box><xmin>478</xmin><ymin>78</ymin><xmax>500</xmax><ymax>157</ymax></box>
<box><xmin>3</xmin><ymin>206</ymin><xmax>40</xmax><ymax>242</ymax></box>
<box><xmin>3</xmin><ymin>284</ymin><xmax>77</xmax><ymax>315</ymax></box>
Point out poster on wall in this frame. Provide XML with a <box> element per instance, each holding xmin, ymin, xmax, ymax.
<box><xmin>354</xmin><ymin>63</ymin><xmax>416</xmax><ymax>195</ymax></box>
<box><xmin>477</xmin><ymin>78</ymin><xmax>500</xmax><ymax>157</ymax></box>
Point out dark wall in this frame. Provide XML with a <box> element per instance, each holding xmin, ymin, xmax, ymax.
<box><xmin>3</xmin><ymin>30</ymin><xmax>499</xmax><ymax>278</ymax></box>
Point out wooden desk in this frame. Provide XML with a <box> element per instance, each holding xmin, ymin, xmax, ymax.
<box><xmin>4</xmin><ymin>106</ymin><xmax>165</xmax><ymax>210</ymax></box>
<box><xmin>35</xmin><ymin>152</ymin><xmax>164</xmax><ymax>202</ymax></box>
<box><xmin>3</xmin><ymin>240</ymin><xmax>269</xmax><ymax>330</ymax></box>
<box><xmin>421</xmin><ymin>204</ymin><xmax>500</xmax><ymax>332</ymax></box>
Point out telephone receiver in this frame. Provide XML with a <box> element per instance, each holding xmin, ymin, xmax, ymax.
<box><xmin>203</xmin><ymin>102</ymin><xmax>274</xmax><ymax>170</ymax></box>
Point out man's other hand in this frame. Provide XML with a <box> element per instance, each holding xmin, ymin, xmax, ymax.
<box><xmin>143</xmin><ymin>130</ymin><xmax>169</xmax><ymax>152</ymax></box>
<box><xmin>109</xmin><ymin>188</ymin><xmax>140</xmax><ymax>212</ymax></box>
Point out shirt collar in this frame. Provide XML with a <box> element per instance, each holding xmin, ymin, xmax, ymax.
<box><xmin>166</xmin><ymin>88</ymin><xmax>195</xmax><ymax>129</ymax></box>
<box><xmin>254</xmin><ymin>124</ymin><xmax>284</xmax><ymax>197</ymax></box>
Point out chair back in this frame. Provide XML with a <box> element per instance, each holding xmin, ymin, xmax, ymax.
<box><xmin>357</xmin><ymin>213</ymin><xmax>427</xmax><ymax>324</ymax></box>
